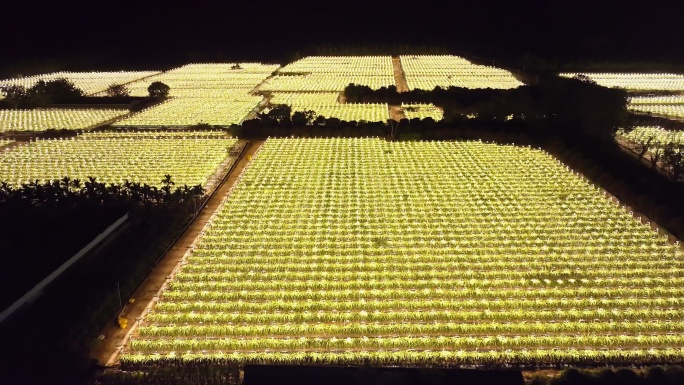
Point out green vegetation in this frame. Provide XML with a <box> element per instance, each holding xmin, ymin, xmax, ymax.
<box><xmin>124</xmin><ymin>139</ymin><xmax>684</xmax><ymax>368</ymax></box>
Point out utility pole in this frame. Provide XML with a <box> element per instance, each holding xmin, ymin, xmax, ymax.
<box><xmin>117</xmin><ymin>282</ymin><xmax>123</xmax><ymax>312</ymax></box>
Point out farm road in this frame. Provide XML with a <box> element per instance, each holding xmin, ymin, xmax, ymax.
<box><xmin>390</xmin><ymin>56</ymin><xmax>409</xmax><ymax>121</ymax></box>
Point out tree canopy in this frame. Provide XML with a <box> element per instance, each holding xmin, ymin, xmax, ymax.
<box><xmin>0</xmin><ymin>78</ymin><xmax>85</xmax><ymax>108</ymax></box>
<box><xmin>105</xmin><ymin>83</ymin><xmax>131</xmax><ymax>98</ymax></box>
<box><xmin>148</xmin><ymin>81</ymin><xmax>170</xmax><ymax>98</ymax></box>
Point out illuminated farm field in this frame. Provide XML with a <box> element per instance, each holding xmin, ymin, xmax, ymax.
<box><xmin>0</xmin><ymin>109</ymin><xmax>128</xmax><ymax>132</ymax></box>
<box><xmin>123</xmin><ymin>138</ymin><xmax>684</xmax><ymax>367</ymax></box>
<box><xmin>113</xmin><ymin>95</ymin><xmax>263</xmax><ymax>127</ymax></box>
<box><xmin>0</xmin><ymin>132</ymin><xmax>237</xmax><ymax>188</ymax></box>
<box><xmin>559</xmin><ymin>73</ymin><xmax>684</xmax><ymax>91</ymax></box>
<box><xmin>617</xmin><ymin>126</ymin><xmax>684</xmax><ymax>149</ymax></box>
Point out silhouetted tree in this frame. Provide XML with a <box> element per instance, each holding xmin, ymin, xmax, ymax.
<box><xmin>0</xmin><ymin>85</ymin><xmax>29</xmax><ymax>108</ymax></box>
<box><xmin>663</xmin><ymin>143</ymin><xmax>684</xmax><ymax>181</ymax></box>
<box><xmin>292</xmin><ymin>110</ymin><xmax>316</xmax><ymax>126</ymax></box>
<box><xmin>258</xmin><ymin>104</ymin><xmax>292</xmax><ymax>126</ymax></box>
<box><xmin>31</xmin><ymin>78</ymin><xmax>84</xmax><ymax>102</ymax></box>
<box><xmin>105</xmin><ymin>84</ymin><xmax>130</xmax><ymax>97</ymax></box>
<box><xmin>648</xmin><ymin>144</ymin><xmax>665</xmax><ymax>169</ymax></box>
<box><xmin>148</xmin><ymin>81</ymin><xmax>170</xmax><ymax>98</ymax></box>
<box><xmin>632</xmin><ymin>134</ymin><xmax>656</xmax><ymax>160</ymax></box>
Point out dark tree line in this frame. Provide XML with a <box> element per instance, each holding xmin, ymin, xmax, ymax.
<box><xmin>0</xmin><ymin>78</ymin><xmax>84</xmax><ymax>108</ymax></box>
<box><xmin>0</xmin><ymin>78</ymin><xmax>170</xmax><ymax>112</ymax></box>
<box><xmin>345</xmin><ymin>75</ymin><xmax>630</xmax><ymax>143</ymax></box>
<box><xmin>0</xmin><ymin>175</ymin><xmax>204</xmax><ymax>207</ymax></box>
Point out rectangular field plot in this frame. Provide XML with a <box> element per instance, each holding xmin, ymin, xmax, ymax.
<box><xmin>0</xmin><ymin>132</ymin><xmax>237</xmax><ymax>188</ymax></box>
<box><xmin>269</xmin><ymin>92</ymin><xmax>389</xmax><ymax>122</ymax></box>
<box><xmin>113</xmin><ymin>96</ymin><xmax>263</xmax><ymax>127</ymax></box>
<box><xmin>0</xmin><ymin>109</ymin><xmax>127</xmax><ymax>132</ymax></box>
<box><xmin>262</xmin><ymin>56</ymin><xmax>394</xmax><ymax>92</ymax></box>
<box><xmin>124</xmin><ymin>138</ymin><xmax>684</xmax><ymax>367</ymax></box>
<box><xmin>401</xmin><ymin>55</ymin><xmax>523</xmax><ymax>90</ymax></box>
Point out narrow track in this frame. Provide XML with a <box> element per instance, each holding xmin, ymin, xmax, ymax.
<box><xmin>93</xmin><ymin>140</ymin><xmax>264</xmax><ymax>366</ymax></box>
<box><xmin>392</xmin><ymin>56</ymin><xmax>410</xmax><ymax>93</ymax></box>
<box><xmin>390</xmin><ymin>56</ymin><xmax>409</xmax><ymax>121</ymax></box>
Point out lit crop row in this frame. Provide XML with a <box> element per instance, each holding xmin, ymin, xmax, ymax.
<box><xmin>124</xmin><ymin>348</ymin><xmax>684</xmax><ymax>367</ymax></box>
<box><xmin>560</xmin><ymin>73</ymin><xmax>684</xmax><ymax>91</ymax></box>
<box><xmin>629</xmin><ymin>104</ymin><xmax>684</xmax><ymax>119</ymax></box>
<box><xmin>270</xmin><ymin>92</ymin><xmax>341</xmax><ymax>106</ymax></box>
<box><xmin>278</xmin><ymin>56</ymin><xmax>393</xmax><ymax>74</ymax></box>
<box><xmin>400</xmin><ymin>55</ymin><xmax>523</xmax><ymax>90</ymax></box>
<box><xmin>401</xmin><ymin>104</ymin><xmax>443</xmax><ymax>120</ymax></box>
<box><xmin>113</xmin><ymin>96</ymin><xmax>263</xmax><ymax>127</ymax></box>
<box><xmin>629</xmin><ymin>95</ymin><xmax>684</xmax><ymax>105</ymax></box>
<box><xmin>287</xmin><ymin>103</ymin><xmax>387</xmax><ymax>122</ymax></box>
<box><xmin>627</xmin><ymin>96</ymin><xmax>684</xmax><ymax>119</ymax></box>
<box><xmin>0</xmin><ymin>109</ymin><xmax>127</xmax><ymax>132</ymax></box>
<box><xmin>169</xmin><ymin>63</ymin><xmax>279</xmax><ymax>74</ymax></box>
<box><xmin>405</xmin><ymin>76</ymin><xmax>522</xmax><ymax>91</ymax></box>
<box><xmin>80</xmin><ymin>130</ymin><xmax>229</xmax><ymax>139</ymax></box>
<box><xmin>261</xmin><ymin>74</ymin><xmax>394</xmax><ymax>92</ymax></box>
<box><xmin>123</xmin><ymin>138</ymin><xmax>684</xmax><ymax>367</ymax></box>
<box><xmin>0</xmin><ymin>71</ymin><xmax>160</xmax><ymax>96</ymax></box>
<box><xmin>617</xmin><ymin>126</ymin><xmax>684</xmax><ymax>148</ymax></box>
<box><xmin>269</xmin><ymin>92</ymin><xmax>388</xmax><ymax>122</ymax></box>
<box><xmin>0</xmin><ymin>132</ymin><xmax>237</xmax><ymax>188</ymax></box>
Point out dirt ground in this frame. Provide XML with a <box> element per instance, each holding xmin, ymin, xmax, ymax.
<box><xmin>92</xmin><ymin>140</ymin><xmax>264</xmax><ymax>367</ymax></box>
<box><xmin>388</xmin><ymin>56</ymin><xmax>410</xmax><ymax>121</ymax></box>
<box><xmin>392</xmin><ymin>56</ymin><xmax>410</xmax><ymax>93</ymax></box>
<box><xmin>389</xmin><ymin>105</ymin><xmax>406</xmax><ymax>121</ymax></box>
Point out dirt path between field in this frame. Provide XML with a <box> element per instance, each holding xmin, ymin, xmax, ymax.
<box><xmin>92</xmin><ymin>140</ymin><xmax>264</xmax><ymax>367</ymax></box>
<box><xmin>390</xmin><ymin>57</ymin><xmax>409</xmax><ymax>121</ymax></box>
<box><xmin>392</xmin><ymin>56</ymin><xmax>409</xmax><ymax>93</ymax></box>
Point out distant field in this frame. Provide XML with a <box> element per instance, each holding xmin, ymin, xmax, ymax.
<box><xmin>123</xmin><ymin>138</ymin><xmax>684</xmax><ymax>367</ymax></box>
<box><xmin>401</xmin><ymin>55</ymin><xmax>523</xmax><ymax>90</ymax></box>
<box><xmin>0</xmin><ymin>132</ymin><xmax>237</xmax><ymax>188</ymax></box>
<box><xmin>0</xmin><ymin>57</ymin><xmax>528</xmax><ymax>129</ymax></box>
<box><xmin>0</xmin><ymin>71</ymin><xmax>160</xmax><ymax>96</ymax></box>
<box><xmin>118</xmin><ymin>63</ymin><xmax>279</xmax><ymax>97</ymax></box>
<box><xmin>264</xmin><ymin>56</ymin><xmax>394</xmax><ymax>92</ymax></box>
<box><xmin>109</xmin><ymin>63</ymin><xmax>275</xmax><ymax>127</ymax></box>
<box><xmin>560</xmin><ymin>73</ymin><xmax>684</xmax><ymax>91</ymax></box>
<box><xmin>113</xmin><ymin>95</ymin><xmax>263</xmax><ymax>127</ymax></box>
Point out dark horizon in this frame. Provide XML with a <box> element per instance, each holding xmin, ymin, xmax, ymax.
<box><xmin>2</xmin><ymin>0</ymin><xmax>683</xmax><ymax>74</ymax></box>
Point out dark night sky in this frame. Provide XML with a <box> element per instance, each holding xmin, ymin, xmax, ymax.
<box><xmin>1</xmin><ymin>0</ymin><xmax>683</xmax><ymax>70</ymax></box>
